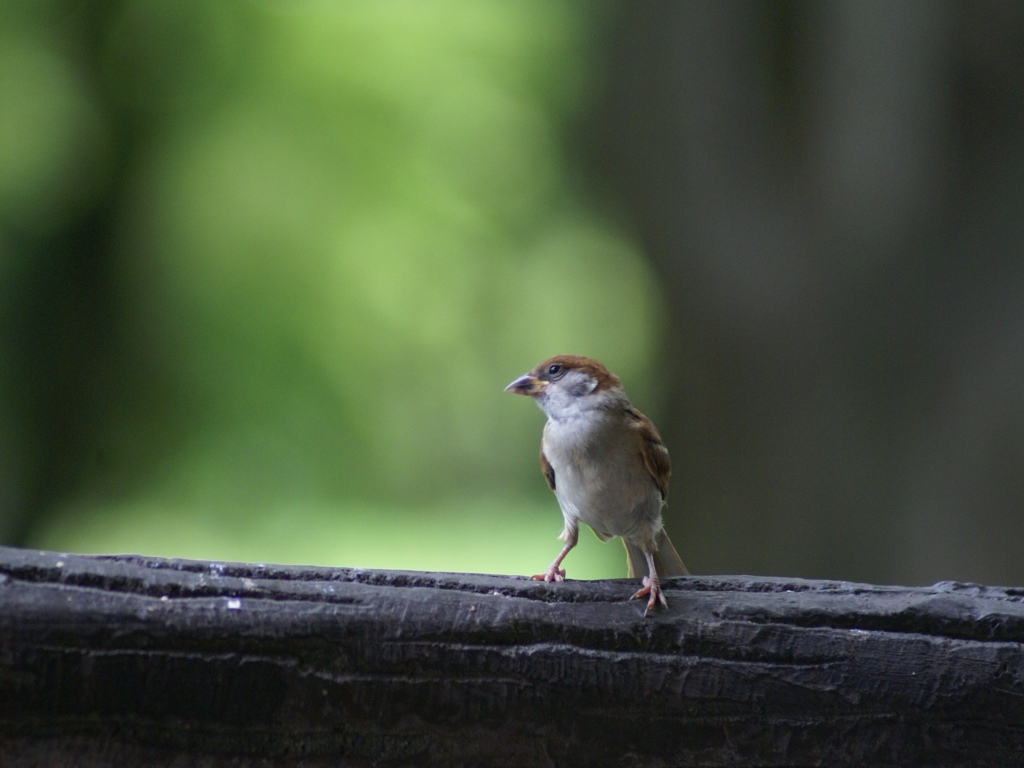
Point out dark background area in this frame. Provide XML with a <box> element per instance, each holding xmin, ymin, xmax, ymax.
<box><xmin>2</xmin><ymin>1</ymin><xmax>1022</xmax><ymax>587</ymax></box>
<box><xmin>587</xmin><ymin>2</ymin><xmax>1024</xmax><ymax>585</ymax></box>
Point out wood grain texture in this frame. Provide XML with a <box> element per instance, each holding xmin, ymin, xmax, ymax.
<box><xmin>1</xmin><ymin>545</ymin><xmax>1023</xmax><ymax>767</ymax></box>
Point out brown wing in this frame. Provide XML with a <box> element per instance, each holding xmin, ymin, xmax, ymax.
<box><xmin>540</xmin><ymin>444</ymin><xmax>556</xmax><ymax>492</ymax></box>
<box><xmin>627</xmin><ymin>406</ymin><xmax>670</xmax><ymax>501</ymax></box>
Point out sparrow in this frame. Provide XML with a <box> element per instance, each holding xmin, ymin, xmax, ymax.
<box><xmin>505</xmin><ymin>354</ymin><xmax>688</xmax><ymax>614</ymax></box>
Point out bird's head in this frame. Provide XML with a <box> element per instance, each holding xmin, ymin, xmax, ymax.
<box><xmin>505</xmin><ymin>355</ymin><xmax>623</xmax><ymax>419</ymax></box>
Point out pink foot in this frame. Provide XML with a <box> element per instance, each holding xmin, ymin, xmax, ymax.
<box><xmin>531</xmin><ymin>566</ymin><xmax>566</xmax><ymax>583</ymax></box>
<box><xmin>630</xmin><ymin>576</ymin><xmax>668</xmax><ymax>615</ymax></box>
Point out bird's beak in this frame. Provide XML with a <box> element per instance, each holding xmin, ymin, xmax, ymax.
<box><xmin>505</xmin><ymin>373</ymin><xmax>546</xmax><ymax>396</ymax></box>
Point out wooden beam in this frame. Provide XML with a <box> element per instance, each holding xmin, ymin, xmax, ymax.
<box><xmin>1</xmin><ymin>545</ymin><xmax>1023</xmax><ymax>766</ymax></box>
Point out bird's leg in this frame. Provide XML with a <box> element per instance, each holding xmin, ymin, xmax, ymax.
<box><xmin>532</xmin><ymin>527</ymin><xmax>578</xmax><ymax>582</ymax></box>
<box><xmin>630</xmin><ymin>549</ymin><xmax>669</xmax><ymax>615</ymax></box>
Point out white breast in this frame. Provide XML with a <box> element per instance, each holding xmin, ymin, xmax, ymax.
<box><xmin>542</xmin><ymin>409</ymin><xmax>663</xmax><ymax>545</ymax></box>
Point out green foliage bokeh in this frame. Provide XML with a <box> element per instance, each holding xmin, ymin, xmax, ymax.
<box><xmin>2</xmin><ymin>2</ymin><xmax>666</xmax><ymax>578</ymax></box>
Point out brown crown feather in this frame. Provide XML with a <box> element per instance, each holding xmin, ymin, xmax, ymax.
<box><xmin>531</xmin><ymin>354</ymin><xmax>622</xmax><ymax>393</ymax></box>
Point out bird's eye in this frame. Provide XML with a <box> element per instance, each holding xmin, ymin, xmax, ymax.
<box><xmin>547</xmin><ymin>363</ymin><xmax>563</xmax><ymax>377</ymax></box>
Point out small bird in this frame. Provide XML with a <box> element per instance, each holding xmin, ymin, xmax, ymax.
<box><xmin>505</xmin><ymin>354</ymin><xmax>688</xmax><ymax>614</ymax></box>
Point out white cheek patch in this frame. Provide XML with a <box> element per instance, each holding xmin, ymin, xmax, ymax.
<box><xmin>562</xmin><ymin>371</ymin><xmax>597</xmax><ymax>397</ymax></box>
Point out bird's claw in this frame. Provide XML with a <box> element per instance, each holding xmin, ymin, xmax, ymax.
<box><xmin>531</xmin><ymin>567</ymin><xmax>566</xmax><ymax>583</ymax></box>
<box><xmin>630</xmin><ymin>576</ymin><xmax>668</xmax><ymax>615</ymax></box>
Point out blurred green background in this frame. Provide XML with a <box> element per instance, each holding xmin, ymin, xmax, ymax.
<box><xmin>3</xmin><ymin>1</ymin><xmax>1024</xmax><ymax>587</ymax></box>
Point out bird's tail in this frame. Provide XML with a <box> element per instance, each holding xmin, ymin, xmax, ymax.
<box><xmin>624</xmin><ymin>530</ymin><xmax>689</xmax><ymax>579</ymax></box>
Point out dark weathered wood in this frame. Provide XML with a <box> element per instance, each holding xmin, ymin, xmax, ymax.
<box><xmin>1</xmin><ymin>545</ymin><xmax>1023</xmax><ymax>767</ymax></box>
